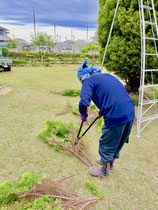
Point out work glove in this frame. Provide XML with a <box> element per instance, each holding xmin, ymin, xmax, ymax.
<box><xmin>80</xmin><ymin>113</ymin><xmax>87</xmax><ymax>121</ymax></box>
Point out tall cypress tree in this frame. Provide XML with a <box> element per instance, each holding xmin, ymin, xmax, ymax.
<box><xmin>98</xmin><ymin>0</ymin><xmax>158</xmax><ymax>93</ymax></box>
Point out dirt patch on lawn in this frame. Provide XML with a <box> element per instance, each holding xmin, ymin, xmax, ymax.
<box><xmin>0</xmin><ymin>86</ymin><xmax>13</xmax><ymax>95</ymax></box>
<box><xmin>56</xmin><ymin>104</ymin><xmax>71</xmax><ymax>115</ymax></box>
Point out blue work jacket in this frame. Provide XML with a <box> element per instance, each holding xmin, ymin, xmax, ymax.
<box><xmin>79</xmin><ymin>73</ymin><xmax>135</xmax><ymax>128</ymax></box>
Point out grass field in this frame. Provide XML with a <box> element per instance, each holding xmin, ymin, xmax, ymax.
<box><xmin>0</xmin><ymin>65</ymin><xmax>158</xmax><ymax>209</ymax></box>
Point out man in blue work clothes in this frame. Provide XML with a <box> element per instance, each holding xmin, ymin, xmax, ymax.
<box><xmin>77</xmin><ymin>61</ymin><xmax>135</xmax><ymax>179</ymax></box>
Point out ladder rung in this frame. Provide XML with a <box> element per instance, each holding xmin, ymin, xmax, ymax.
<box><xmin>144</xmin><ymin>37</ymin><xmax>158</xmax><ymax>41</ymax></box>
<box><xmin>142</xmin><ymin>99</ymin><xmax>158</xmax><ymax>105</ymax></box>
<box><xmin>145</xmin><ymin>53</ymin><xmax>158</xmax><ymax>56</ymax></box>
<box><xmin>144</xmin><ymin>84</ymin><xmax>158</xmax><ymax>88</ymax></box>
<box><xmin>142</xmin><ymin>5</ymin><xmax>153</xmax><ymax>10</ymax></box>
<box><xmin>141</xmin><ymin>114</ymin><xmax>158</xmax><ymax>122</ymax></box>
<box><xmin>144</xmin><ymin>21</ymin><xmax>156</xmax><ymax>25</ymax></box>
<box><xmin>145</xmin><ymin>69</ymin><xmax>158</xmax><ymax>72</ymax></box>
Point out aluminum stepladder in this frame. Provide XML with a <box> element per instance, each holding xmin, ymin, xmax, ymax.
<box><xmin>137</xmin><ymin>0</ymin><xmax>158</xmax><ymax>137</ymax></box>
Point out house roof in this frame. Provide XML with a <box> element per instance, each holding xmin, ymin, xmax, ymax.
<box><xmin>63</xmin><ymin>40</ymin><xmax>75</xmax><ymax>44</ymax></box>
<box><xmin>0</xmin><ymin>26</ymin><xmax>9</xmax><ymax>31</ymax></box>
<box><xmin>15</xmin><ymin>38</ymin><xmax>28</xmax><ymax>45</ymax></box>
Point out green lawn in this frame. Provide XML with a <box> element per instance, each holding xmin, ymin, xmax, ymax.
<box><xmin>0</xmin><ymin>65</ymin><xmax>158</xmax><ymax>209</ymax></box>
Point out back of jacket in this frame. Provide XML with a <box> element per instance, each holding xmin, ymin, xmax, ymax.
<box><xmin>79</xmin><ymin>73</ymin><xmax>135</xmax><ymax>128</ymax></box>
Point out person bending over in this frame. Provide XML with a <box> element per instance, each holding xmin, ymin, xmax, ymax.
<box><xmin>77</xmin><ymin>61</ymin><xmax>135</xmax><ymax>179</ymax></box>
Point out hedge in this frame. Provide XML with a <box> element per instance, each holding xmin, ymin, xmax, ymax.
<box><xmin>9</xmin><ymin>51</ymin><xmax>99</xmax><ymax>60</ymax></box>
<box><xmin>9</xmin><ymin>51</ymin><xmax>99</xmax><ymax>65</ymax></box>
<box><xmin>12</xmin><ymin>59</ymin><xmax>28</xmax><ymax>65</ymax></box>
<box><xmin>9</xmin><ymin>51</ymin><xmax>38</xmax><ymax>59</ymax></box>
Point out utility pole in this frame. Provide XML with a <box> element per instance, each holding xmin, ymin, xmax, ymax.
<box><xmin>54</xmin><ymin>17</ymin><xmax>56</xmax><ymax>41</ymax></box>
<box><xmin>72</xmin><ymin>35</ymin><xmax>75</xmax><ymax>42</ymax></box>
<box><xmin>59</xmin><ymin>35</ymin><xmax>61</xmax><ymax>42</ymax></box>
<box><xmin>71</xmin><ymin>29</ymin><xmax>73</xmax><ymax>41</ymax></box>
<box><xmin>33</xmin><ymin>3</ymin><xmax>36</xmax><ymax>37</ymax></box>
<box><xmin>86</xmin><ymin>23</ymin><xmax>89</xmax><ymax>44</ymax></box>
<box><xmin>56</xmin><ymin>34</ymin><xmax>59</xmax><ymax>42</ymax></box>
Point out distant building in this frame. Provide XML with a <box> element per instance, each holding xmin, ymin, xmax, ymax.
<box><xmin>22</xmin><ymin>45</ymin><xmax>36</xmax><ymax>52</ymax></box>
<box><xmin>53</xmin><ymin>39</ymin><xmax>87</xmax><ymax>53</ymax></box>
<box><xmin>53</xmin><ymin>42</ymin><xmax>62</xmax><ymax>52</ymax></box>
<box><xmin>61</xmin><ymin>40</ymin><xmax>74</xmax><ymax>52</ymax></box>
<box><xmin>0</xmin><ymin>26</ymin><xmax>10</xmax><ymax>47</ymax></box>
<box><xmin>15</xmin><ymin>38</ymin><xmax>28</xmax><ymax>46</ymax></box>
<box><xmin>53</xmin><ymin>40</ymin><xmax>75</xmax><ymax>53</ymax></box>
<box><xmin>15</xmin><ymin>38</ymin><xmax>29</xmax><ymax>51</ymax></box>
<box><xmin>8</xmin><ymin>38</ymin><xmax>29</xmax><ymax>52</ymax></box>
<box><xmin>73</xmin><ymin>39</ymin><xmax>87</xmax><ymax>53</ymax></box>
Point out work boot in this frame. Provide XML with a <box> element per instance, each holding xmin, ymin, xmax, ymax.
<box><xmin>89</xmin><ymin>162</ymin><xmax>110</xmax><ymax>179</ymax></box>
<box><xmin>96</xmin><ymin>158</ymin><xmax>115</xmax><ymax>170</ymax></box>
<box><xmin>110</xmin><ymin>158</ymin><xmax>115</xmax><ymax>170</ymax></box>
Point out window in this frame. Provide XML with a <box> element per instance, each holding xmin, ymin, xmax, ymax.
<box><xmin>0</xmin><ymin>31</ymin><xmax>3</xmax><ymax>35</ymax></box>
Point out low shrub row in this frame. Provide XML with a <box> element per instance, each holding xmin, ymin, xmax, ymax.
<box><xmin>9</xmin><ymin>51</ymin><xmax>99</xmax><ymax>60</ymax></box>
<box><xmin>12</xmin><ymin>59</ymin><xmax>28</xmax><ymax>65</ymax></box>
<box><xmin>9</xmin><ymin>51</ymin><xmax>38</xmax><ymax>58</ymax></box>
<box><xmin>9</xmin><ymin>51</ymin><xmax>99</xmax><ymax>66</ymax></box>
<box><xmin>11</xmin><ymin>58</ymin><xmax>99</xmax><ymax>66</ymax></box>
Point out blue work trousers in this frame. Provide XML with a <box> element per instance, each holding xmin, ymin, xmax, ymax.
<box><xmin>99</xmin><ymin>120</ymin><xmax>134</xmax><ymax>163</ymax></box>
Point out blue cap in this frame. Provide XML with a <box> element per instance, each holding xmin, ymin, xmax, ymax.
<box><xmin>77</xmin><ymin>61</ymin><xmax>101</xmax><ymax>82</ymax></box>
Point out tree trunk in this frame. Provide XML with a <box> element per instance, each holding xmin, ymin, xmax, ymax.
<box><xmin>125</xmin><ymin>79</ymin><xmax>140</xmax><ymax>94</ymax></box>
<box><xmin>41</xmin><ymin>56</ymin><xmax>43</xmax><ymax>64</ymax></box>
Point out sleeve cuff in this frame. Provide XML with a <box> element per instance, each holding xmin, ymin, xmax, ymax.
<box><xmin>79</xmin><ymin>105</ymin><xmax>88</xmax><ymax>116</ymax></box>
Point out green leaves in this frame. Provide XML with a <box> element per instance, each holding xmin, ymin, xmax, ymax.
<box><xmin>97</xmin><ymin>116</ymin><xmax>104</xmax><ymax>133</ymax></box>
<box><xmin>0</xmin><ymin>173</ymin><xmax>42</xmax><ymax>207</ymax></box>
<box><xmin>38</xmin><ymin>121</ymin><xmax>55</xmax><ymax>142</ymax></box>
<box><xmin>62</xmin><ymin>89</ymin><xmax>80</xmax><ymax>97</ymax></box>
<box><xmin>38</xmin><ymin>120</ymin><xmax>70</xmax><ymax>142</ymax></box>
<box><xmin>84</xmin><ymin>181</ymin><xmax>106</xmax><ymax>200</ymax></box>
<box><xmin>1</xmin><ymin>47</ymin><xmax>9</xmax><ymax>57</ymax></box>
<box><xmin>30</xmin><ymin>32</ymin><xmax>56</xmax><ymax>48</ymax></box>
<box><xmin>22</xmin><ymin>195</ymin><xmax>54</xmax><ymax>210</ymax></box>
<box><xmin>38</xmin><ymin>121</ymin><xmax>77</xmax><ymax>151</ymax></box>
<box><xmin>97</xmin><ymin>0</ymin><xmax>142</xmax><ymax>93</ymax></box>
<box><xmin>7</xmin><ymin>39</ymin><xmax>17</xmax><ymax>49</ymax></box>
<box><xmin>80</xmin><ymin>48</ymin><xmax>88</xmax><ymax>54</ymax></box>
<box><xmin>2</xmin><ymin>193</ymin><xmax>18</xmax><ymax>206</ymax></box>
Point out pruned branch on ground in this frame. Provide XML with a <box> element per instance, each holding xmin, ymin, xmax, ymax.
<box><xmin>38</xmin><ymin>120</ymin><xmax>95</xmax><ymax>167</ymax></box>
<box><xmin>19</xmin><ymin>177</ymin><xmax>100</xmax><ymax>209</ymax></box>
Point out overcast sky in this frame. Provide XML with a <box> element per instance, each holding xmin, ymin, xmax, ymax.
<box><xmin>0</xmin><ymin>0</ymin><xmax>99</xmax><ymax>42</ymax></box>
